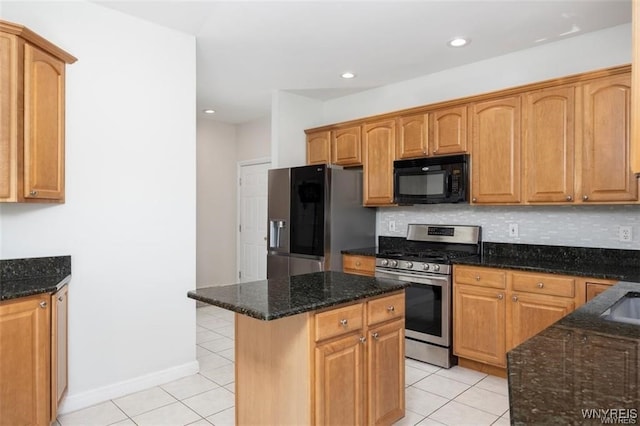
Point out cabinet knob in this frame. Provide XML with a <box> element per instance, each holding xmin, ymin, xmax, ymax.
<box><xmin>566</xmin><ymin>195</ymin><xmax>573</xmax><ymax>201</ymax></box>
<box><xmin>583</xmin><ymin>195</ymin><xmax>589</xmax><ymax>201</ymax></box>
<box><xmin>58</xmin><ymin>296</ymin><xmax>64</xmax><ymax>302</ymax></box>
<box><xmin>497</xmin><ymin>293</ymin><xmax>504</xmax><ymax>300</ymax></box>
<box><xmin>512</xmin><ymin>295</ymin><xmax>519</xmax><ymax>302</ymax></box>
<box><xmin>339</xmin><ymin>319</ymin><xmax>348</xmax><ymax>327</ymax></box>
<box><xmin>387</xmin><ymin>305</ymin><xmax>395</xmax><ymax>312</ymax></box>
<box><xmin>475</xmin><ymin>275</ymin><xmax>481</xmax><ymax>281</ymax></box>
<box><xmin>472</xmin><ymin>197</ymin><xmax>477</xmax><ymax>203</ymax></box>
<box><xmin>39</xmin><ymin>301</ymin><xmax>47</xmax><ymax>309</ymax></box>
<box><xmin>29</xmin><ymin>190</ymin><xmax>38</xmax><ymax>196</ymax></box>
<box><xmin>355</xmin><ymin>261</ymin><xmax>361</xmax><ymax>266</ymax></box>
<box><xmin>537</xmin><ymin>282</ymin><xmax>544</xmax><ymax>289</ymax></box>
<box><xmin>359</xmin><ymin>336</ymin><xmax>367</xmax><ymax>344</ymax></box>
<box><xmin>372</xmin><ymin>332</ymin><xmax>379</xmax><ymax>340</ymax></box>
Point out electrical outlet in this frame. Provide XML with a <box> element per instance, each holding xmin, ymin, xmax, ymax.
<box><xmin>389</xmin><ymin>221</ymin><xmax>396</xmax><ymax>232</ymax></box>
<box><xmin>618</xmin><ymin>226</ymin><xmax>632</xmax><ymax>242</ymax></box>
<box><xmin>509</xmin><ymin>223</ymin><xmax>519</xmax><ymax>238</ymax></box>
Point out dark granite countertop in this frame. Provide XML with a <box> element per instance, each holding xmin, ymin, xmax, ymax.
<box><xmin>508</xmin><ymin>281</ymin><xmax>640</xmax><ymax>424</ymax></box>
<box><xmin>1</xmin><ymin>256</ymin><xmax>72</xmax><ymax>301</ymax></box>
<box><xmin>188</xmin><ymin>271</ymin><xmax>408</xmax><ymax>321</ymax></box>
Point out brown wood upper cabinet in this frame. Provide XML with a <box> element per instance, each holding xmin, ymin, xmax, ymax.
<box><xmin>363</xmin><ymin>119</ymin><xmax>396</xmax><ymax>206</ymax></box>
<box><xmin>332</xmin><ymin>125</ymin><xmax>362</xmax><ymax>166</ymax></box>
<box><xmin>631</xmin><ymin>0</ymin><xmax>640</xmax><ymax>175</ymax></box>
<box><xmin>306</xmin><ymin>130</ymin><xmax>331</xmax><ymax>165</ymax></box>
<box><xmin>470</xmin><ymin>95</ymin><xmax>522</xmax><ymax>204</ymax></box>
<box><xmin>580</xmin><ymin>73</ymin><xmax>637</xmax><ymax>202</ymax></box>
<box><xmin>396</xmin><ymin>113</ymin><xmax>429</xmax><ymax>159</ymax></box>
<box><xmin>432</xmin><ymin>105</ymin><xmax>468</xmax><ymax>155</ymax></box>
<box><xmin>523</xmin><ymin>85</ymin><xmax>576</xmax><ymax>203</ymax></box>
<box><xmin>0</xmin><ymin>20</ymin><xmax>76</xmax><ymax>203</ymax></box>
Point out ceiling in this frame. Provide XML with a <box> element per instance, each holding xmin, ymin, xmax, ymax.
<box><xmin>95</xmin><ymin>0</ymin><xmax>631</xmax><ymax>124</ymax></box>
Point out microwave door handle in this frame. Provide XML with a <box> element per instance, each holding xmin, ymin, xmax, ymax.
<box><xmin>445</xmin><ymin>173</ymin><xmax>452</xmax><ymax>196</ymax></box>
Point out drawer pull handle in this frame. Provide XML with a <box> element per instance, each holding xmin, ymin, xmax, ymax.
<box><xmin>372</xmin><ymin>332</ymin><xmax>379</xmax><ymax>340</ymax></box>
<box><xmin>566</xmin><ymin>195</ymin><xmax>572</xmax><ymax>201</ymax></box>
<box><xmin>583</xmin><ymin>195</ymin><xmax>589</xmax><ymax>201</ymax></box>
<box><xmin>30</xmin><ymin>190</ymin><xmax>38</xmax><ymax>196</ymax></box>
<box><xmin>475</xmin><ymin>275</ymin><xmax>481</xmax><ymax>281</ymax></box>
<box><xmin>497</xmin><ymin>293</ymin><xmax>504</xmax><ymax>300</ymax></box>
<box><xmin>39</xmin><ymin>301</ymin><xmax>47</xmax><ymax>309</ymax></box>
<box><xmin>355</xmin><ymin>261</ymin><xmax>361</xmax><ymax>266</ymax></box>
<box><xmin>359</xmin><ymin>336</ymin><xmax>367</xmax><ymax>344</ymax></box>
<box><xmin>387</xmin><ymin>306</ymin><xmax>395</xmax><ymax>312</ymax></box>
<box><xmin>512</xmin><ymin>295</ymin><xmax>519</xmax><ymax>302</ymax></box>
<box><xmin>339</xmin><ymin>319</ymin><xmax>348</xmax><ymax>327</ymax></box>
<box><xmin>537</xmin><ymin>282</ymin><xmax>544</xmax><ymax>289</ymax></box>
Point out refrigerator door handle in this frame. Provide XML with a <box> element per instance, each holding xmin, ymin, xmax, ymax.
<box><xmin>269</xmin><ymin>220</ymin><xmax>286</xmax><ymax>249</ymax></box>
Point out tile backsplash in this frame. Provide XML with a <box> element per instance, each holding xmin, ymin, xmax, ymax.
<box><xmin>377</xmin><ymin>204</ymin><xmax>640</xmax><ymax>250</ymax></box>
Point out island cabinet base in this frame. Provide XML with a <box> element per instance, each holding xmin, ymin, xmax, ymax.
<box><xmin>235</xmin><ymin>312</ymin><xmax>313</xmax><ymax>425</ymax></box>
<box><xmin>234</xmin><ymin>290</ymin><xmax>406</xmax><ymax>426</ymax></box>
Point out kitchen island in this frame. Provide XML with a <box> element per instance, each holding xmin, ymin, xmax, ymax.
<box><xmin>188</xmin><ymin>271</ymin><xmax>408</xmax><ymax>425</ymax></box>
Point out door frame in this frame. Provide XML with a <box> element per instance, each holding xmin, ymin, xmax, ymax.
<box><xmin>236</xmin><ymin>157</ymin><xmax>271</xmax><ymax>281</ymax></box>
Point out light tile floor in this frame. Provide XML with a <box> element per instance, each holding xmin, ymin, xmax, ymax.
<box><xmin>57</xmin><ymin>305</ymin><xmax>511</xmax><ymax>426</ymax></box>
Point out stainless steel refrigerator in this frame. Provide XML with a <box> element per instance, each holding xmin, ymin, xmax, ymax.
<box><xmin>267</xmin><ymin>164</ymin><xmax>376</xmax><ymax>278</ymax></box>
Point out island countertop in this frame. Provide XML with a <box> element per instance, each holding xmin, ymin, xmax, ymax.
<box><xmin>187</xmin><ymin>271</ymin><xmax>408</xmax><ymax>320</ymax></box>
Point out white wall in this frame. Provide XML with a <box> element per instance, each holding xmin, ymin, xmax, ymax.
<box><xmin>196</xmin><ymin>120</ymin><xmax>238</xmax><ymax>287</ymax></box>
<box><xmin>237</xmin><ymin>115</ymin><xmax>271</xmax><ymax>162</ymax></box>
<box><xmin>271</xmin><ymin>91</ymin><xmax>323</xmax><ymax>168</ymax></box>
<box><xmin>322</xmin><ymin>24</ymin><xmax>631</xmax><ymax>124</ymax></box>
<box><xmin>0</xmin><ymin>1</ymin><xmax>197</xmax><ymax>413</ymax></box>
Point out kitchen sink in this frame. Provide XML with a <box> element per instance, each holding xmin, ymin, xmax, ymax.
<box><xmin>601</xmin><ymin>292</ymin><xmax>640</xmax><ymax>326</ymax></box>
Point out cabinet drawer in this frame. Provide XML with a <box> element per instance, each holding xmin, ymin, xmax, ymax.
<box><xmin>512</xmin><ymin>272</ymin><xmax>575</xmax><ymax>298</ymax></box>
<box><xmin>343</xmin><ymin>255</ymin><xmax>375</xmax><ymax>277</ymax></box>
<box><xmin>454</xmin><ymin>266</ymin><xmax>506</xmax><ymax>289</ymax></box>
<box><xmin>315</xmin><ymin>303</ymin><xmax>364</xmax><ymax>342</ymax></box>
<box><xmin>367</xmin><ymin>292</ymin><xmax>405</xmax><ymax>326</ymax></box>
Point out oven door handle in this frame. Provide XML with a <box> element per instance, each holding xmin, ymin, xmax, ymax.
<box><xmin>376</xmin><ymin>269</ymin><xmax>449</xmax><ymax>287</ymax></box>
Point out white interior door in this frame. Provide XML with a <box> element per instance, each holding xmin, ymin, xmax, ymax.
<box><xmin>238</xmin><ymin>161</ymin><xmax>270</xmax><ymax>282</ymax></box>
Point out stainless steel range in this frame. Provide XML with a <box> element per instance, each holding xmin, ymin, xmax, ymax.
<box><xmin>375</xmin><ymin>224</ymin><xmax>481</xmax><ymax>368</ymax></box>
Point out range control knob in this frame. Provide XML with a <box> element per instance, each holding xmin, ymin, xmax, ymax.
<box><xmin>422</xmin><ymin>263</ymin><xmax>430</xmax><ymax>271</ymax></box>
<box><xmin>381</xmin><ymin>259</ymin><xmax>389</xmax><ymax>266</ymax></box>
<box><xmin>433</xmin><ymin>264</ymin><xmax>440</xmax><ymax>272</ymax></box>
<box><xmin>406</xmin><ymin>262</ymin><xmax>413</xmax><ymax>269</ymax></box>
<box><xmin>390</xmin><ymin>260</ymin><xmax>398</xmax><ymax>267</ymax></box>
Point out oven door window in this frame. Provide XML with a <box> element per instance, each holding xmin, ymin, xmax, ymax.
<box><xmin>405</xmin><ymin>282</ymin><xmax>442</xmax><ymax>338</ymax></box>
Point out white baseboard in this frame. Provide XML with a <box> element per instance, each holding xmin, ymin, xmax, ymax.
<box><xmin>57</xmin><ymin>360</ymin><xmax>200</xmax><ymax>415</ymax></box>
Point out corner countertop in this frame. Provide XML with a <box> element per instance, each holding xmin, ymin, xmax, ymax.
<box><xmin>1</xmin><ymin>256</ymin><xmax>72</xmax><ymax>301</ymax></box>
<box><xmin>508</xmin><ymin>280</ymin><xmax>640</xmax><ymax>424</ymax></box>
<box><xmin>187</xmin><ymin>271</ymin><xmax>408</xmax><ymax>321</ymax></box>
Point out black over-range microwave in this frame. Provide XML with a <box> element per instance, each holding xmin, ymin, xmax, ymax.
<box><xmin>393</xmin><ymin>154</ymin><xmax>468</xmax><ymax>204</ymax></box>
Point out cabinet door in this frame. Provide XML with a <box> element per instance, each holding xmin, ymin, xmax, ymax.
<box><xmin>315</xmin><ymin>333</ymin><xmax>365</xmax><ymax>426</ymax></box>
<box><xmin>368</xmin><ymin>319</ymin><xmax>405</xmax><ymax>426</ymax></box>
<box><xmin>453</xmin><ymin>284</ymin><xmax>506</xmax><ymax>367</ymax></box>
<box><xmin>0</xmin><ymin>33</ymin><xmax>18</xmax><ymax>202</ymax></box>
<box><xmin>397</xmin><ymin>113</ymin><xmax>428</xmax><ymax>159</ymax></box>
<box><xmin>581</xmin><ymin>74</ymin><xmax>637</xmax><ymax>202</ymax></box>
<box><xmin>306</xmin><ymin>130</ymin><xmax>331</xmax><ymax>165</ymax></box>
<box><xmin>51</xmin><ymin>285</ymin><xmax>68</xmax><ymax>421</ymax></box>
<box><xmin>632</xmin><ymin>0</ymin><xmax>640</xmax><ymax>175</ymax></box>
<box><xmin>363</xmin><ymin>120</ymin><xmax>396</xmax><ymax>206</ymax></box>
<box><xmin>507</xmin><ymin>293</ymin><xmax>574</xmax><ymax>352</ymax></box>
<box><xmin>432</xmin><ymin>106</ymin><xmax>468</xmax><ymax>155</ymax></box>
<box><xmin>585</xmin><ymin>282</ymin><xmax>613</xmax><ymax>302</ymax></box>
<box><xmin>24</xmin><ymin>44</ymin><xmax>66</xmax><ymax>201</ymax></box>
<box><xmin>332</xmin><ymin>126</ymin><xmax>362</xmax><ymax>166</ymax></box>
<box><xmin>471</xmin><ymin>96</ymin><xmax>521</xmax><ymax>204</ymax></box>
<box><xmin>524</xmin><ymin>86</ymin><xmax>576</xmax><ymax>203</ymax></box>
<box><xmin>0</xmin><ymin>294</ymin><xmax>51</xmax><ymax>425</ymax></box>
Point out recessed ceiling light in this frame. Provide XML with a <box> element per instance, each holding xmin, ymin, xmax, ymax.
<box><xmin>341</xmin><ymin>72</ymin><xmax>356</xmax><ymax>79</ymax></box>
<box><xmin>448</xmin><ymin>37</ymin><xmax>470</xmax><ymax>48</ymax></box>
<box><xmin>203</xmin><ymin>109</ymin><xmax>215</xmax><ymax>114</ymax></box>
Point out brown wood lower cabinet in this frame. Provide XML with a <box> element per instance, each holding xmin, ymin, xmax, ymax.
<box><xmin>343</xmin><ymin>254</ymin><xmax>375</xmax><ymax>277</ymax></box>
<box><xmin>0</xmin><ymin>285</ymin><xmax>67</xmax><ymax>425</ymax></box>
<box><xmin>236</xmin><ymin>291</ymin><xmax>405</xmax><ymax>426</ymax></box>
<box><xmin>453</xmin><ymin>265</ymin><xmax>615</xmax><ymax>373</ymax></box>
